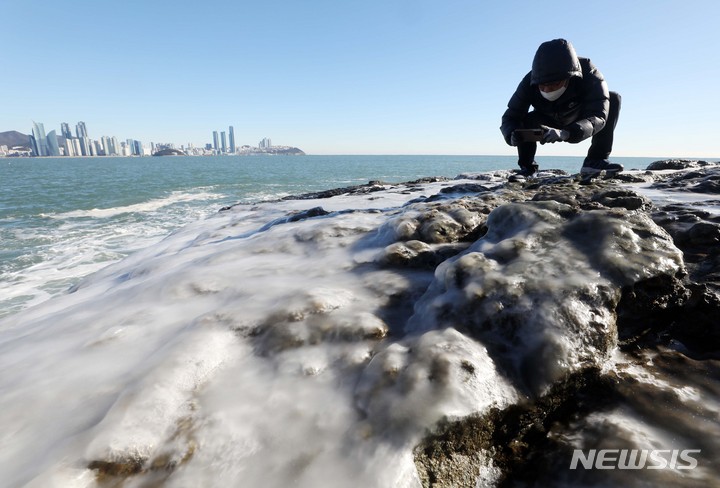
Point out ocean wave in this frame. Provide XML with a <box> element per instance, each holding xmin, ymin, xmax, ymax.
<box><xmin>46</xmin><ymin>190</ymin><xmax>224</xmax><ymax>219</ymax></box>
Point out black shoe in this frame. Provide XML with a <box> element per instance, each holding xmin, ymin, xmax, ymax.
<box><xmin>581</xmin><ymin>158</ymin><xmax>624</xmax><ymax>175</ymax></box>
<box><xmin>515</xmin><ymin>162</ymin><xmax>539</xmax><ymax>178</ymax></box>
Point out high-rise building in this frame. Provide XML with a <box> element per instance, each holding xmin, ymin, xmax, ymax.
<box><xmin>63</xmin><ymin>137</ymin><xmax>76</xmax><ymax>157</ymax></box>
<box><xmin>76</xmin><ymin>121</ymin><xmax>88</xmax><ymax>139</ymax></box>
<box><xmin>72</xmin><ymin>138</ymin><xmax>82</xmax><ymax>157</ymax></box>
<box><xmin>221</xmin><ymin>131</ymin><xmax>227</xmax><ymax>153</ymax></box>
<box><xmin>212</xmin><ymin>131</ymin><xmax>219</xmax><ymax>152</ymax></box>
<box><xmin>259</xmin><ymin>137</ymin><xmax>272</xmax><ymax>149</ymax></box>
<box><xmin>30</xmin><ymin>122</ymin><xmax>49</xmax><ymax>156</ymax></box>
<box><xmin>101</xmin><ymin>136</ymin><xmax>111</xmax><ymax>156</ymax></box>
<box><xmin>46</xmin><ymin>130</ymin><xmax>61</xmax><ymax>156</ymax></box>
<box><xmin>61</xmin><ymin>122</ymin><xmax>73</xmax><ymax>140</ymax></box>
<box><xmin>229</xmin><ymin>126</ymin><xmax>236</xmax><ymax>154</ymax></box>
<box><xmin>78</xmin><ymin>137</ymin><xmax>89</xmax><ymax>156</ymax></box>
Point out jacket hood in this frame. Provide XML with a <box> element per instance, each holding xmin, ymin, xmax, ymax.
<box><xmin>531</xmin><ymin>39</ymin><xmax>582</xmax><ymax>85</ymax></box>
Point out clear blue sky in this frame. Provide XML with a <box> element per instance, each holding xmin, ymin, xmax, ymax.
<box><xmin>2</xmin><ymin>0</ymin><xmax>719</xmax><ymax>157</ymax></box>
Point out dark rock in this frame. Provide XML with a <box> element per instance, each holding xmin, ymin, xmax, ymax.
<box><xmin>414</xmin><ymin>367</ymin><xmax>620</xmax><ymax>488</ymax></box>
<box><xmin>438</xmin><ymin>183</ymin><xmax>490</xmax><ymax>195</ymax></box>
<box><xmin>668</xmin><ymin>283</ymin><xmax>720</xmax><ymax>355</ymax></box>
<box><xmin>287</xmin><ymin>206</ymin><xmax>331</xmax><ymax>222</ymax></box>
<box><xmin>378</xmin><ymin>240</ymin><xmax>470</xmax><ymax>269</ymax></box>
<box><xmin>694</xmin><ymin>179</ymin><xmax>720</xmax><ymax>193</ymax></box>
<box><xmin>591</xmin><ymin>189</ymin><xmax>651</xmax><ymax>211</ymax></box>
<box><xmin>88</xmin><ymin>458</ymin><xmax>145</xmax><ymax>477</ymax></box>
<box><xmin>646</xmin><ymin>159</ymin><xmax>705</xmax><ymax>171</ymax></box>
<box><xmin>612</xmin><ymin>172</ymin><xmax>656</xmax><ymax>183</ymax></box>
<box><xmin>687</xmin><ymin>222</ymin><xmax>720</xmax><ymax>246</ymax></box>
<box><xmin>651</xmin><ymin>202</ymin><xmax>720</xmax><ymax>285</ymax></box>
<box><xmin>284</xmin><ymin>181</ymin><xmax>387</xmax><ymax>201</ymax></box>
<box><xmin>408</xmin><ymin>176</ymin><xmax>451</xmax><ymax>184</ymax></box>
<box><xmin>616</xmin><ymin>274</ymin><xmax>690</xmax><ymax>347</ymax></box>
<box><xmin>651</xmin><ymin>166</ymin><xmax>720</xmax><ymax>193</ymax></box>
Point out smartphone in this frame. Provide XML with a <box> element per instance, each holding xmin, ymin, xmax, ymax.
<box><xmin>513</xmin><ymin>129</ymin><xmax>543</xmax><ymax>142</ymax></box>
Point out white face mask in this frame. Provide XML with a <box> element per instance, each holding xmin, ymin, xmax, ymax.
<box><xmin>540</xmin><ymin>84</ymin><xmax>567</xmax><ymax>101</ymax></box>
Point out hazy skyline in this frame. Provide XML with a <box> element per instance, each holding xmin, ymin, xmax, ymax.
<box><xmin>2</xmin><ymin>0</ymin><xmax>719</xmax><ymax>158</ymax></box>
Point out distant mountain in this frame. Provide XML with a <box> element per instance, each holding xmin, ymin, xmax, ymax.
<box><xmin>0</xmin><ymin>131</ymin><xmax>31</xmax><ymax>149</ymax></box>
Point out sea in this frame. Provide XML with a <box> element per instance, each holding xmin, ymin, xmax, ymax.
<box><xmin>0</xmin><ymin>154</ymin><xmax>658</xmax><ymax>319</ymax></box>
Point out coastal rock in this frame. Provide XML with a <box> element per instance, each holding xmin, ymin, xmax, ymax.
<box><xmin>378</xmin><ymin>199</ymin><xmax>489</xmax><ymax>245</ymax></box>
<box><xmin>438</xmin><ymin>183</ymin><xmax>491</xmax><ymax>195</ymax></box>
<box><xmin>354</xmin><ymin>328</ymin><xmax>518</xmax><ymax>437</ymax></box>
<box><xmin>283</xmin><ymin>181</ymin><xmax>388</xmax><ymax>201</ymax></box>
<box><xmin>406</xmin><ymin>199</ymin><xmax>684</xmax><ymax>395</ymax></box>
<box><xmin>651</xmin><ymin>165</ymin><xmax>720</xmax><ymax>193</ymax></box>
<box><xmin>645</xmin><ymin>159</ymin><xmax>708</xmax><ymax>171</ymax></box>
<box><xmin>668</xmin><ymin>283</ymin><xmax>720</xmax><ymax>353</ymax></box>
<box><xmin>413</xmin><ymin>367</ymin><xmax>619</xmax><ymax>488</ymax></box>
<box><xmin>376</xmin><ymin>189</ymin><xmax>534</xmax><ymax>248</ymax></box>
<box><xmin>530</xmin><ymin>184</ymin><xmax>652</xmax><ymax>211</ymax></box>
<box><xmin>591</xmin><ymin>188</ymin><xmax>652</xmax><ymax>211</ymax></box>
<box><xmin>651</xmin><ymin>202</ymin><xmax>720</xmax><ymax>283</ymax></box>
<box><xmin>415</xmin><ymin>351</ymin><xmax>720</xmax><ymax>488</ymax></box>
<box><xmin>377</xmin><ymin>240</ymin><xmax>470</xmax><ymax>269</ymax></box>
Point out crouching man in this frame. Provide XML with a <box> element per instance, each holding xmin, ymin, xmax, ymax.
<box><xmin>501</xmin><ymin>38</ymin><xmax>622</xmax><ymax>177</ymax></box>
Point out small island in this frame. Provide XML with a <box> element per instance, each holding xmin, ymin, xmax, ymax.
<box><xmin>236</xmin><ymin>145</ymin><xmax>305</xmax><ymax>156</ymax></box>
<box><xmin>152</xmin><ymin>148</ymin><xmax>187</xmax><ymax>156</ymax></box>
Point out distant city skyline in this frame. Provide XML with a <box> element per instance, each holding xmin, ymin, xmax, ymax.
<box><xmin>2</xmin><ymin>1</ymin><xmax>720</xmax><ymax>157</ymax></box>
<box><xmin>6</xmin><ymin>119</ymin><xmax>284</xmax><ymax>157</ymax></box>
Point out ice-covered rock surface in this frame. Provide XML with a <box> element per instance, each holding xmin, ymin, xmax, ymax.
<box><xmin>1</xmin><ymin>161</ymin><xmax>720</xmax><ymax>488</ymax></box>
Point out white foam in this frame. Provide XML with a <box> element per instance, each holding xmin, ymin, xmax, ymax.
<box><xmin>1</xmin><ymin>192</ymin><xmax>229</xmax><ymax>319</ymax></box>
<box><xmin>47</xmin><ymin>191</ymin><xmax>223</xmax><ymax>219</ymax></box>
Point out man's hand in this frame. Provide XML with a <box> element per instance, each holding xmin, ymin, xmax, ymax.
<box><xmin>541</xmin><ymin>126</ymin><xmax>569</xmax><ymax>144</ymax></box>
<box><xmin>509</xmin><ymin>131</ymin><xmax>520</xmax><ymax>146</ymax></box>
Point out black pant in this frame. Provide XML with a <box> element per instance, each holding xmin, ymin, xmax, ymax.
<box><xmin>516</xmin><ymin>91</ymin><xmax>622</xmax><ymax>168</ymax></box>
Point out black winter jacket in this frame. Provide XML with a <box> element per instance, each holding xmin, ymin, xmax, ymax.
<box><xmin>500</xmin><ymin>54</ymin><xmax>610</xmax><ymax>145</ymax></box>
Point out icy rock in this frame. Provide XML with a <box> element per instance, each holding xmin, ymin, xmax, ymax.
<box><xmin>437</xmin><ymin>183</ymin><xmax>491</xmax><ymax>195</ymax></box>
<box><xmin>407</xmin><ymin>200</ymin><xmax>684</xmax><ymax>394</ymax></box>
<box><xmin>377</xmin><ymin>240</ymin><xmax>470</xmax><ymax>269</ymax></box>
<box><xmin>253</xmin><ymin>289</ymin><xmax>389</xmax><ymax>354</ymax></box>
<box><xmin>413</xmin><ymin>367</ymin><xmax>618</xmax><ymax>488</ymax></box>
<box><xmin>591</xmin><ymin>189</ymin><xmax>652</xmax><ymax>211</ymax></box>
<box><xmin>354</xmin><ymin>328</ymin><xmax>517</xmax><ymax>437</ymax></box>
<box><xmin>651</xmin><ymin>165</ymin><xmax>720</xmax><ymax>193</ymax></box>
<box><xmin>651</xmin><ymin>202</ymin><xmax>720</xmax><ymax>283</ymax></box>
<box><xmin>378</xmin><ymin>194</ymin><xmax>524</xmax><ymax>246</ymax></box>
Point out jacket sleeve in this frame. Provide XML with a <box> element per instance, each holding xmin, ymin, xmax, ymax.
<box><xmin>500</xmin><ymin>73</ymin><xmax>532</xmax><ymax>145</ymax></box>
<box><xmin>565</xmin><ymin>60</ymin><xmax>609</xmax><ymax>143</ymax></box>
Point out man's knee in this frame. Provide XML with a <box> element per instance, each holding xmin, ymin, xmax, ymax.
<box><xmin>609</xmin><ymin>91</ymin><xmax>621</xmax><ymax>111</ymax></box>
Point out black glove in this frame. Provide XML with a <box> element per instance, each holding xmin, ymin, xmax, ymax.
<box><xmin>541</xmin><ymin>126</ymin><xmax>569</xmax><ymax>144</ymax></box>
<box><xmin>509</xmin><ymin>131</ymin><xmax>520</xmax><ymax>146</ymax></box>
